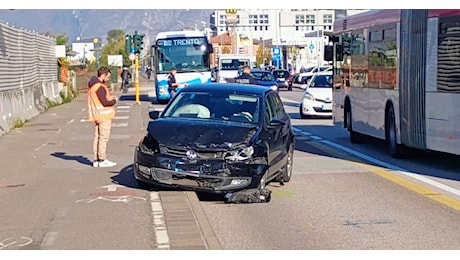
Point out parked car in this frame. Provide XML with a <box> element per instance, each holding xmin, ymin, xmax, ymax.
<box><xmin>299</xmin><ymin>71</ymin><xmax>333</xmax><ymax>119</ymax></box>
<box><xmin>271</xmin><ymin>69</ymin><xmax>291</xmax><ymax>90</ymax></box>
<box><xmin>134</xmin><ymin>83</ymin><xmax>295</xmax><ymax>194</ymax></box>
<box><xmin>235</xmin><ymin>68</ymin><xmax>279</xmax><ymax>92</ymax></box>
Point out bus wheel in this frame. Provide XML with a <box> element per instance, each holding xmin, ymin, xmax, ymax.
<box><xmin>386</xmin><ymin>106</ymin><xmax>404</xmax><ymax>158</ymax></box>
<box><xmin>346</xmin><ymin>108</ymin><xmax>360</xmax><ymax>143</ymax></box>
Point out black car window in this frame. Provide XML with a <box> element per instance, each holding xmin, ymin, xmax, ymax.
<box><xmin>273</xmin><ymin>70</ymin><xmax>289</xmax><ymax>78</ymax></box>
<box><xmin>265</xmin><ymin>92</ymin><xmax>285</xmax><ymax>123</ymax></box>
<box><xmin>264</xmin><ymin>97</ymin><xmax>274</xmax><ymax>125</ymax></box>
<box><xmin>163</xmin><ymin>92</ymin><xmax>260</xmax><ymax>124</ymax></box>
<box><xmin>310</xmin><ymin>75</ymin><xmax>333</xmax><ymax>88</ymax></box>
<box><xmin>251</xmin><ymin>71</ymin><xmax>275</xmax><ymax>81</ymax></box>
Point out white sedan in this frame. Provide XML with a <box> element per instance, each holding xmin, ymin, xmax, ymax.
<box><xmin>299</xmin><ymin>71</ymin><xmax>333</xmax><ymax>119</ymax></box>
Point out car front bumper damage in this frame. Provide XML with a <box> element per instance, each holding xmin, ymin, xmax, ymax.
<box><xmin>134</xmin><ymin>146</ymin><xmax>268</xmax><ymax>194</ymax></box>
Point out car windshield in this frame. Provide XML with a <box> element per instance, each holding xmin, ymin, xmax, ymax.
<box><xmin>309</xmin><ymin>75</ymin><xmax>333</xmax><ymax>88</ymax></box>
<box><xmin>251</xmin><ymin>72</ymin><xmax>275</xmax><ymax>81</ymax></box>
<box><xmin>163</xmin><ymin>92</ymin><xmax>260</xmax><ymax>124</ymax></box>
<box><xmin>273</xmin><ymin>70</ymin><xmax>289</xmax><ymax>78</ymax></box>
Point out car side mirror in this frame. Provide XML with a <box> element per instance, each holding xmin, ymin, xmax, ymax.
<box><xmin>149</xmin><ymin>110</ymin><xmax>160</xmax><ymax>120</ymax></box>
<box><xmin>268</xmin><ymin>119</ymin><xmax>285</xmax><ymax>128</ymax></box>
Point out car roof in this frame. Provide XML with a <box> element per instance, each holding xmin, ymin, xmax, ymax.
<box><xmin>180</xmin><ymin>83</ymin><xmax>274</xmax><ymax>96</ymax></box>
<box><xmin>313</xmin><ymin>71</ymin><xmax>333</xmax><ymax>76</ymax></box>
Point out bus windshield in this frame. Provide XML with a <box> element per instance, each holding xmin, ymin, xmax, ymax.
<box><xmin>156</xmin><ymin>37</ymin><xmax>210</xmax><ymax>73</ymax></box>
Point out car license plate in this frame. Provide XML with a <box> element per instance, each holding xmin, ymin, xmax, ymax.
<box><xmin>321</xmin><ymin>103</ymin><xmax>332</xmax><ymax>110</ymax></box>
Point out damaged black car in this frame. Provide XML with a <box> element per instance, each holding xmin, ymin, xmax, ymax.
<box><xmin>134</xmin><ymin>83</ymin><xmax>294</xmax><ymax>194</ymax></box>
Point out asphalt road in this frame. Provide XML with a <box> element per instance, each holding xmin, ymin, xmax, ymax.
<box><xmin>0</xmin><ymin>80</ymin><xmax>459</xmax><ymax>251</ymax></box>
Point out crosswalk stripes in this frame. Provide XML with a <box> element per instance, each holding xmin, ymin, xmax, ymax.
<box><xmin>80</xmin><ymin>103</ymin><xmax>131</xmax><ymax>128</ymax></box>
<box><xmin>112</xmin><ymin>103</ymin><xmax>130</xmax><ymax>127</ymax></box>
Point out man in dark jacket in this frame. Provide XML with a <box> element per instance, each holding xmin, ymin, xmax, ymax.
<box><xmin>121</xmin><ymin>67</ymin><xmax>131</xmax><ymax>93</ymax></box>
<box><xmin>168</xmin><ymin>67</ymin><xmax>180</xmax><ymax>98</ymax></box>
<box><xmin>235</xmin><ymin>65</ymin><xmax>257</xmax><ymax>85</ymax></box>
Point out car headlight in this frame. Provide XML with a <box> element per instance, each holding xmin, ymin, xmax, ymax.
<box><xmin>270</xmin><ymin>85</ymin><xmax>278</xmax><ymax>91</ymax></box>
<box><xmin>225</xmin><ymin>146</ymin><xmax>254</xmax><ymax>161</ymax></box>
<box><xmin>304</xmin><ymin>92</ymin><xmax>314</xmax><ymax>101</ymax></box>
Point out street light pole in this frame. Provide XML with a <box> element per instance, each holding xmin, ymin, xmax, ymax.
<box><xmin>316</xmin><ymin>9</ymin><xmax>321</xmax><ymax>69</ymax></box>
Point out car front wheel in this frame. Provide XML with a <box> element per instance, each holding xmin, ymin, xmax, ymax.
<box><xmin>299</xmin><ymin>104</ymin><xmax>309</xmax><ymax>119</ymax></box>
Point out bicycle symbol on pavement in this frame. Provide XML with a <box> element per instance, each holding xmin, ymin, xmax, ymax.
<box><xmin>0</xmin><ymin>237</ymin><xmax>33</xmax><ymax>250</ymax></box>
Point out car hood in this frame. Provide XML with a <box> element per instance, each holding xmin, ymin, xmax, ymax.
<box><xmin>305</xmin><ymin>88</ymin><xmax>332</xmax><ymax>101</ymax></box>
<box><xmin>147</xmin><ymin>118</ymin><xmax>258</xmax><ymax>150</ymax></box>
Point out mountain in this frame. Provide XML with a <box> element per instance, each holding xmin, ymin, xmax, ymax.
<box><xmin>0</xmin><ymin>9</ymin><xmax>214</xmax><ymax>47</ymax></box>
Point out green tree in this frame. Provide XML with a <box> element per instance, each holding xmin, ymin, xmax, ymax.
<box><xmin>100</xmin><ymin>29</ymin><xmax>132</xmax><ymax>67</ymax></box>
<box><xmin>256</xmin><ymin>46</ymin><xmax>272</xmax><ymax>67</ymax></box>
<box><xmin>56</xmin><ymin>33</ymin><xmax>68</xmax><ymax>45</ymax></box>
<box><xmin>107</xmin><ymin>29</ymin><xmax>125</xmax><ymax>43</ymax></box>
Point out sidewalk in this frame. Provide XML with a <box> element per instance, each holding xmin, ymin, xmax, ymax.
<box><xmin>0</xmin><ymin>79</ymin><xmax>221</xmax><ymax>249</ymax></box>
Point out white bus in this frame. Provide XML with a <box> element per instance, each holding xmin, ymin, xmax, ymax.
<box><xmin>327</xmin><ymin>9</ymin><xmax>460</xmax><ymax>157</ymax></box>
<box><xmin>151</xmin><ymin>30</ymin><xmax>213</xmax><ymax>103</ymax></box>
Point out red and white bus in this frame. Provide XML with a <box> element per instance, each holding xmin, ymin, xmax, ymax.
<box><xmin>327</xmin><ymin>9</ymin><xmax>460</xmax><ymax>158</ymax></box>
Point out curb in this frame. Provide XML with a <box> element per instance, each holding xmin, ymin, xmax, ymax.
<box><xmin>185</xmin><ymin>191</ymin><xmax>222</xmax><ymax>250</ymax></box>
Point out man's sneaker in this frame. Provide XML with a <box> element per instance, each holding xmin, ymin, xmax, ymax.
<box><xmin>93</xmin><ymin>161</ymin><xmax>99</xmax><ymax>167</ymax></box>
<box><xmin>98</xmin><ymin>159</ymin><xmax>117</xmax><ymax>168</ymax></box>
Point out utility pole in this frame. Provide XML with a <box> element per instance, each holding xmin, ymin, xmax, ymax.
<box><xmin>132</xmin><ymin>31</ymin><xmax>144</xmax><ymax>105</ymax></box>
<box><xmin>135</xmin><ymin>53</ymin><xmax>140</xmax><ymax>104</ymax></box>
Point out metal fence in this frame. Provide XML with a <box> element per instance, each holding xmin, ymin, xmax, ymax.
<box><xmin>0</xmin><ymin>22</ymin><xmax>59</xmax><ymax>136</ymax></box>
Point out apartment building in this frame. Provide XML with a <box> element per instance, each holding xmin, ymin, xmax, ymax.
<box><xmin>209</xmin><ymin>9</ymin><xmax>367</xmax><ymax>70</ymax></box>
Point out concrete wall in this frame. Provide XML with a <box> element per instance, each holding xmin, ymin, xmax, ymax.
<box><xmin>0</xmin><ymin>22</ymin><xmax>61</xmax><ymax>137</ymax></box>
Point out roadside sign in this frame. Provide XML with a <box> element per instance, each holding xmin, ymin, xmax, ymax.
<box><xmin>129</xmin><ymin>53</ymin><xmax>135</xmax><ymax>61</ymax></box>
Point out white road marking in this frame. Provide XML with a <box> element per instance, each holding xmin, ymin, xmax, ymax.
<box><xmin>116</xmin><ymin>110</ymin><xmax>130</xmax><ymax>113</ymax></box>
<box><xmin>0</xmin><ymin>237</ymin><xmax>33</xmax><ymax>249</ymax></box>
<box><xmin>99</xmin><ymin>184</ymin><xmax>124</xmax><ymax>192</ymax></box>
<box><xmin>292</xmin><ymin>126</ymin><xmax>460</xmax><ymax>198</ymax></box>
<box><xmin>114</xmin><ymin>116</ymin><xmax>129</xmax><ymax>120</ymax></box>
<box><xmin>117</xmin><ymin>106</ymin><xmax>131</xmax><ymax>109</ymax></box>
<box><xmin>34</xmin><ymin>143</ymin><xmax>47</xmax><ymax>152</ymax></box>
<box><xmin>112</xmin><ymin>123</ymin><xmax>128</xmax><ymax>127</ymax></box>
<box><xmin>41</xmin><ymin>232</ymin><xmax>58</xmax><ymax>247</ymax></box>
<box><xmin>150</xmin><ymin>192</ymin><xmax>170</xmax><ymax>250</ymax></box>
<box><xmin>66</xmin><ymin>119</ymin><xmax>74</xmax><ymax>125</ymax></box>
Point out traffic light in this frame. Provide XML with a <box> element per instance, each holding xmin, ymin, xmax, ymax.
<box><xmin>133</xmin><ymin>31</ymin><xmax>144</xmax><ymax>54</ymax></box>
<box><xmin>226</xmin><ymin>9</ymin><xmax>237</xmax><ymax>14</ymax></box>
<box><xmin>125</xmin><ymin>34</ymin><xmax>132</xmax><ymax>53</ymax></box>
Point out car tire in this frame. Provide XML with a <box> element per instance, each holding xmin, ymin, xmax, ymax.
<box><xmin>258</xmin><ymin>172</ymin><xmax>268</xmax><ymax>190</ymax></box>
<box><xmin>299</xmin><ymin>104</ymin><xmax>309</xmax><ymax>119</ymax></box>
<box><xmin>277</xmin><ymin>143</ymin><xmax>293</xmax><ymax>183</ymax></box>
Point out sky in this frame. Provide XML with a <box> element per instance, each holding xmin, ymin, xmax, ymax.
<box><xmin>1</xmin><ymin>0</ymin><xmax>459</xmax><ymax>10</ymax></box>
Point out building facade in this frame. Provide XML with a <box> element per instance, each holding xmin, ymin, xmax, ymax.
<box><xmin>209</xmin><ymin>9</ymin><xmax>368</xmax><ymax>71</ymax></box>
